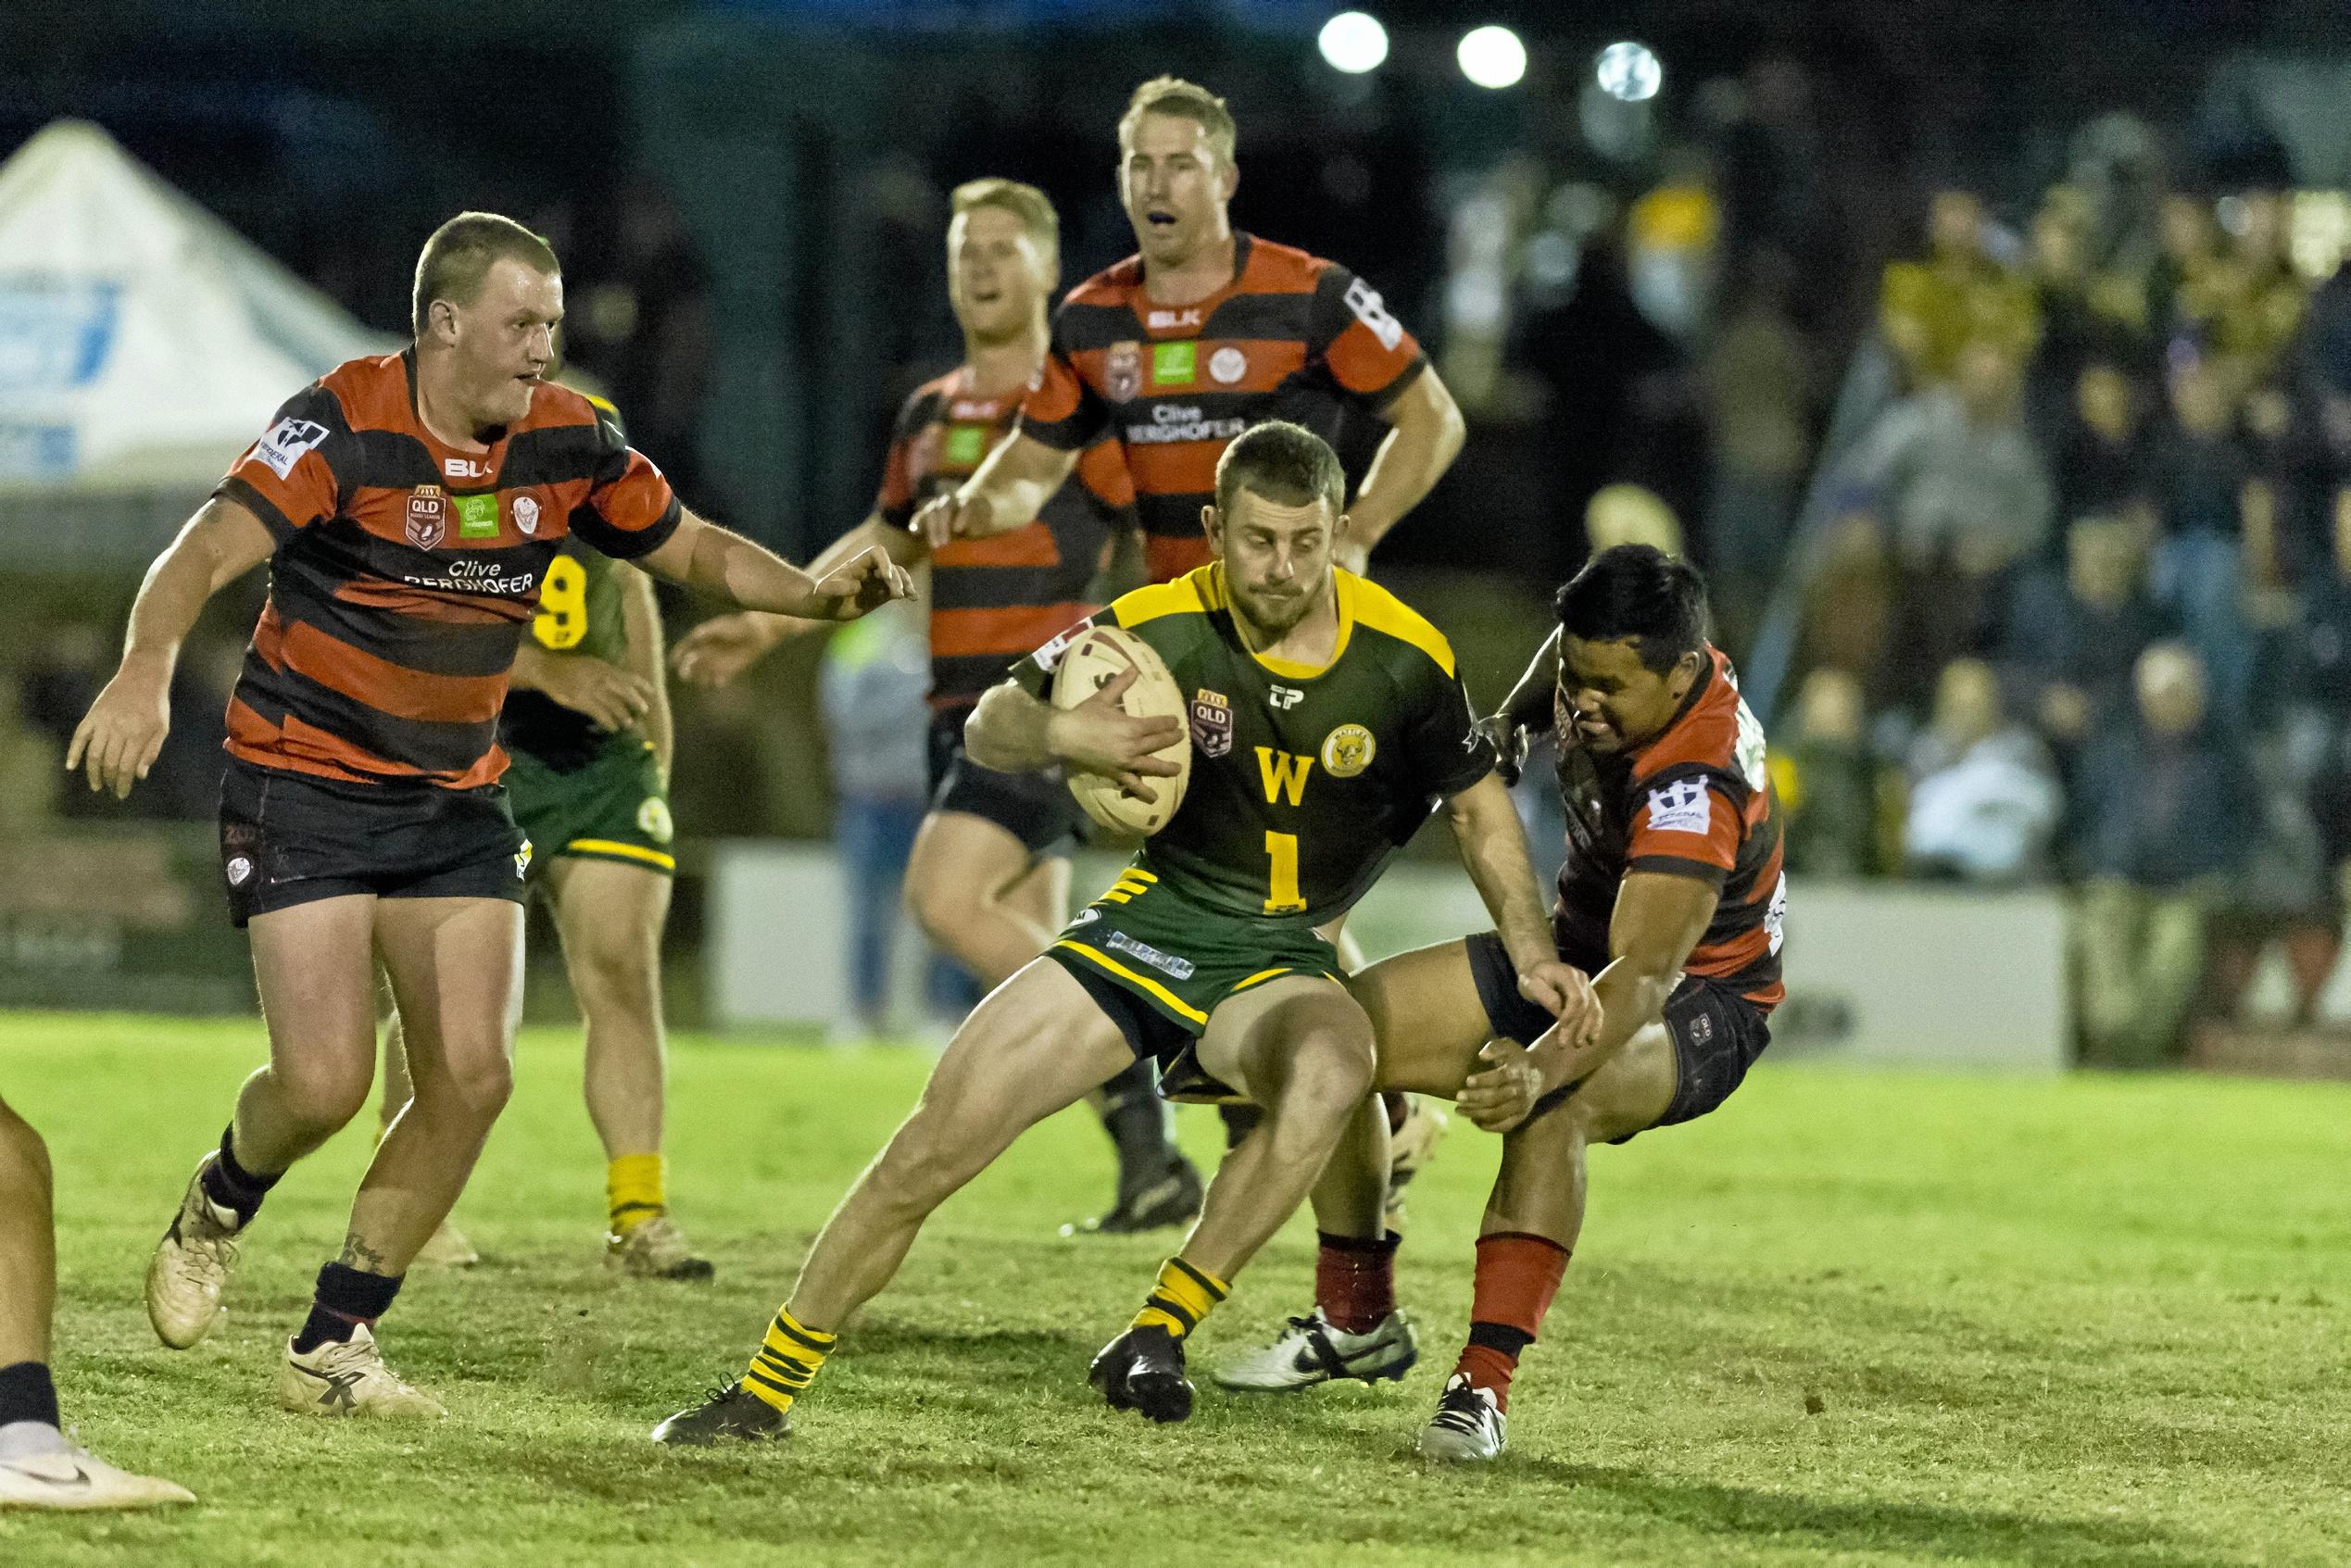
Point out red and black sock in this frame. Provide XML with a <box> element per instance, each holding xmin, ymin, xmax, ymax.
<box><xmin>291</xmin><ymin>1262</ymin><xmax>403</xmax><ymax>1354</ymax></box>
<box><xmin>1315</xmin><ymin>1230</ymin><xmax>1401</xmax><ymax>1334</ymax></box>
<box><xmin>1452</xmin><ymin>1232</ymin><xmax>1570</xmax><ymax>1411</ymax></box>
<box><xmin>198</xmin><ymin>1123</ymin><xmax>281</xmax><ymax>1227</ymax></box>
<box><xmin>0</xmin><ymin>1361</ymin><xmax>59</xmax><ymax>1430</ymax></box>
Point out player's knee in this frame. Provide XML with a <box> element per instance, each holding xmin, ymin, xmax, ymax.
<box><xmin>569</xmin><ymin>928</ymin><xmax>658</xmax><ymax>1013</ymax></box>
<box><xmin>434</xmin><ymin>1049</ymin><xmax>515</xmax><ymax>1122</ymax></box>
<box><xmin>277</xmin><ymin>1057</ymin><xmax>374</xmax><ymax>1134</ymax></box>
<box><xmin>867</xmin><ymin>1116</ymin><xmax>977</xmax><ymax>1216</ymax></box>
<box><xmin>1274</xmin><ymin>1011</ymin><xmax>1377</xmax><ymax>1117</ymax></box>
<box><xmin>0</xmin><ymin>1103</ymin><xmax>51</xmax><ymax>1193</ymax></box>
<box><xmin>905</xmin><ymin>874</ymin><xmax>978</xmax><ymax>950</ymax></box>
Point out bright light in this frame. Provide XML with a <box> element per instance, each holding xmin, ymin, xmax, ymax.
<box><xmin>1595</xmin><ymin>41</ymin><xmax>1662</xmax><ymax>102</ymax></box>
<box><xmin>1318</xmin><ymin>11</ymin><xmax>1389</xmax><ymax>74</ymax></box>
<box><xmin>1457</xmin><ymin>25</ymin><xmax>1528</xmax><ymax>90</ymax></box>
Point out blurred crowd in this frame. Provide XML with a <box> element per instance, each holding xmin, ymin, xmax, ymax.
<box><xmin>1771</xmin><ymin>168</ymin><xmax>2351</xmax><ymax>1065</ymax></box>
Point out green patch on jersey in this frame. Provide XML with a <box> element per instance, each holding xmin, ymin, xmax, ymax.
<box><xmin>456</xmin><ymin>493</ymin><xmax>500</xmax><ymax>539</ymax></box>
<box><xmin>1150</xmin><ymin>340</ymin><xmax>1197</xmax><ymax>386</ymax></box>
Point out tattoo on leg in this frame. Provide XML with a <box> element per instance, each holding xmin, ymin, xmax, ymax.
<box><xmin>338</xmin><ymin>1230</ymin><xmax>393</xmax><ymax>1274</ymax></box>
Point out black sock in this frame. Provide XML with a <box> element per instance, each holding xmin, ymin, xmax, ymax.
<box><xmin>0</xmin><ymin>1361</ymin><xmax>59</xmax><ymax>1429</ymax></box>
<box><xmin>1217</xmin><ymin>1101</ymin><xmax>1264</xmax><ymax>1151</ymax></box>
<box><xmin>199</xmin><ymin>1123</ymin><xmax>281</xmax><ymax>1225</ymax></box>
<box><xmin>291</xmin><ymin>1261</ymin><xmax>404</xmax><ymax>1354</ymax></box>
<box><xmin>1098</xmin><ymin>1060</ymin><xmax>1176</xmax><ymax>1179</ymax></box>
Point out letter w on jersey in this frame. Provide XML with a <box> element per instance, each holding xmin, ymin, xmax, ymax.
<box><xmin>1256</xmin><ymin>746</ymin><xmax>1313</xmax><ymax>807</ymax></box>
<box><xmin>1644</xmin><ymin>778</ymin><xmax>1714</xmax><ymax>835</ymax></box>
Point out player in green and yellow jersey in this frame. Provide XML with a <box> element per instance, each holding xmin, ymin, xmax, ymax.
<box><xmin>379</xmin><ymin>459</ymin><xmax>711</xmax><ymax>1280</ymax></box>
<box><xmin>650</xmin><ymin>421</ymin><xmax>1596</xmax><ymax>1443</ymax></box>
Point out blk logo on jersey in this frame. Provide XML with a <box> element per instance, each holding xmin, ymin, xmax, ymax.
<box><xmin>443</xmin><ymin>456</ymin><xmax>492</xmax><ymax>480</ymax></box>
<box><xmin>406</xmin><ymin>485</ymin><xmax>447</xmax><ymax>550</ymax></box>
<box><xmin>1190</xmin><ymin>688</ymin><xmax>1234</xmax><ymax>758</ymax></box>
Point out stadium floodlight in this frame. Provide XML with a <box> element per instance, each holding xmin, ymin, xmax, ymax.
<box><xmin>1595</xmin><ymin>41</ymin><xmax>1662</xmax><ymax>103</ymax></box>
<box><xmin>1318</xmin><ymin>11</ymin><xmax>1389</xmax><ymax>74</ymax></box>
<box><xmin>1457</xmin><ymin>25</ymin><xmax>1528</xmax><ymax>90</ymax></box>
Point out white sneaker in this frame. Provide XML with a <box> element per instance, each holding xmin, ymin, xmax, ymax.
<box><xmin>1416</xmin><ymin>1374</ymin><xmax>1507</xmax><ymax>1461</ymax></box>
<box><xmin>606</xmin><ymin>1214</ymin><xmax>714</xmax><ymax>1281</ymax></box>
<box><xmin>276</xmin><ymin>1325</ymin><xmax>446</xmax><ymax>1419</ymax></box>
<box><xmin>1213</xmin><ymin>1309</ymin><xmax>1418</xmax><ymax>1391</ymax></box>
<box><xmin>145</xmin><ymin>1156</ymin><xmax>245</xmax><ymax>1349</ymax></box>
<box><xmin>412</xmin><ymin>1219</ymin><xmax>481</xmax><ymax>1269</ymax></box>
<box><xmin>0</xmin><ymin>1445</ymin><xmax>195</xmax><ymax>1511</ymax></box>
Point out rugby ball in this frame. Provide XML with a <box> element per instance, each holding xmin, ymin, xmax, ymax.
<box><xmin>1050</xmin><ymin>623</ymin><xmax>1192</xmax><ymax>835</ymax></box>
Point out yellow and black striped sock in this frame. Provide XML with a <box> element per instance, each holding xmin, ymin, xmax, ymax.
<box><xmin>607</xmin><ymin>1153</ymin><xmax>666</xmax><ymax>1237</ymax></box>
<box><xmin>1130</xmin><ymin>1257</ymin><xmax>1230</xmax><ymax>1340</ymax></box>
<box><xmin>741</xmin><ymin>1306</ymin><xmax>837</xmax><ymax>1414</ymax></box>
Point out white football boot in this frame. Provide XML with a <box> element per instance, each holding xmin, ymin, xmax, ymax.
<box><xmin>145</xmin><ymin>1155</ymin><xmax>245</xmax><ymax>1349</ymax></box>
<box><xmin>0</xmin><ymin>1443</ymin><xmax>195</xmax><ymax>1511</ymax></box>
<box><xmin>1416</xmin><ymin>1374</ymin><xmax>1507</xmax><ymax>1461</ymax></box>
<box><xmin>412</xmin><ymin>1218</ymin><xmax>481</xmax><ymax>1269</ymax></box>
<box><xmin>1213</xmin><ymin>1309</ymin><xmax>1418</xmax><ymax>1391</ymax></box>
<box><xmin>606</xmin><ymin>1214</ymin><xmax>715</xmax><ymax>1281</ymax></box>
<box><xmin>276</xmin><ymin>1325</ymin><xmax>446</xmax><ymax>1419</ymax></box>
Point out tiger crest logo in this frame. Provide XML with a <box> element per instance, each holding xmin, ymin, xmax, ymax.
<box><xmin>1320</xmin><ymin>723</ymin><xmax>1376</xmax><ymax>778</ymax></box>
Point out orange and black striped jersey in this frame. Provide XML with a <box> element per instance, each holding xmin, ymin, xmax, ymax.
<box><xmin>213</xmin><ymin>350</ymin><xmax>680</xmax><ymax>790</ymax></box>
<box><xmin>1552</xmin><ymin>647</ymin><xmax>1787</xmax><ymax>1010</ymax></box>
<box><xmin>876</xmin><ymin>368</ymin><xmax>1135</xmax><ymax>711</ymax></box>
<box><xmin>1015</xmin><ymin>232</ymin><xmax>1426</xmax><ymax>583</ymax></box>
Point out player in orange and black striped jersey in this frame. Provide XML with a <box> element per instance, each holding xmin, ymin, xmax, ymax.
<box><xmin>67</xmin><ymin>211</ymin><xmax>910</xmax><ymax>1419</ymax></box>
<box><xmin>912</xmin><ymin>76</ymin><xmax>1465</xmax><ymax>585</ymax></box>
<box><xmin>673</xmin><ymin>180</ymin><xmax>1208</xmax><ymax>1236</ymax></box>
<box><xmin>1215</xmin><ymin>546</ymin><xmax>1789</xmax><ymax>1462</ymax></box>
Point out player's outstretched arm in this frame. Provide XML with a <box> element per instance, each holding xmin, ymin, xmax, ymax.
<box><xmin>670</xmin><ymin>514</ymin><xmax>920</xmax><ymax>688</ymax></box>
<box><xmin>1338</xmin><ymin>368</ymin><xmax>1465</xmax><ymax>570</ymax></box>
<box><xmin>965</xmin><ymin>666</ymin><xmax>1182</xmax><ymax>790</ymax></box>
<box><xmin>1478</xmin><ymin>627</ymin><xmax>1564</xmax><ymax>785</ymax></box>
<box><xmin>911</xmin><ymin>432</ymin><xmax>1078</xmax><ymax>549</ymax></box>
<box><xmin>1441</xmin><ymin>771</ymin><xmax>1598</xmax><ymax>1035</ymax></box>
<box><xmin>637</xmin><ymin>508</ymin><xmax>912</xmax><ymax>622</ymax></box>
<box><xmin>65</xmin><ymin>497</ymin><xmax>275</xmax><ymax>799</ymax></box>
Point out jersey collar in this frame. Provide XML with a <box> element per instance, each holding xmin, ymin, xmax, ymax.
<box><xmin>1134</xmin><ymin>232</ymin><xmax>1255</xmax><ymax>332</ymax></box>
<box><xmin>1201</xmin><ymin>560</ymin><xmax>1355</xmax><ymax>680</ymax></box>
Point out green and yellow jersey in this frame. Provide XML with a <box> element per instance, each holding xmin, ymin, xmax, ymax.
<box><xmin>1017</xmin><ymin>564</ymin><xmax>1494</xmax><ymax>925</ymax></box>
<box><xmin>500</xmin><ymin>533</ymin><xmax>630</xmax><ymax>771</ymax></box>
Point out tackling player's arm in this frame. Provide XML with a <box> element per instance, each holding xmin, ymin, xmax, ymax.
<box><xmin>1440</xmin><ymin>771</ymin><xmax>1599</xmax><ymax>1035</ymax></box>
<box><xmin>509</xmin><ymin>639</ymin><xmax>654</xmax><ymax>736</ymax></box>
<box><xmin>66</xmin><ymin>497</ymin><xmax>276</xmax><ymax>797</ymax></box>
<box><xmin>1477</xmin><ymin>627</ymin><xmax>1563</xmax><ymax>784</ymax></box>
<box><xmin>670</xmin><ymin>514</ymin><xmax>923</xmax><ymax>688</ymax></box>
<box><xmin>911</xmin><ymin>431</ymin><xmax>1079</xmax><ymax>549</ymax></box>
<box><xmin>636</xmin><ymin>507</ymin><xmax>912</xmax><ymax>622</ymax></box>
<box><xmin>1340</xmin><ymin>368</ymin><xmax>1465</xmax><ymax>569</ymax></box>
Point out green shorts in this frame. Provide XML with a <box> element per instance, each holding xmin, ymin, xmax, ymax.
<box><xmin>502</xmin><ymin>732</ymin><xmax>675</xmax><ymax>877</ymax></box>
<box><xmin>1047</xmin><ymin>866</ymin><xmax>1345</xmax><ymax>1100</ymax></box>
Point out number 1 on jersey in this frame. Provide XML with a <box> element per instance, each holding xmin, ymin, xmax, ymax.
<box><xmin>1264</xmin><ymin>831</ymin><xmax>1304</xmax><ymax>914</ymax></box>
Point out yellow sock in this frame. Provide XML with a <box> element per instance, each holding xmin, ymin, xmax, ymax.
<box><xmin>1130</xmin><ymin>1257</ymin><xmax>1230</xmax><ymax>1340</ymax></box>
<box><xmin>607</xmin><ymin>1153</ymin><xmax>666</xmax><ymax>1236</ymax></box>
<box><xmin>741</xmin><ymin>1306</ymin><xmax>836</xmax><ymax>1414</ymax></box>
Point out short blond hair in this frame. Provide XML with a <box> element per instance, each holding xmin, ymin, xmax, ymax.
<box><xmin>949</xmin><ymin>178</ymin><xmax>1061</xmax><ymax>276</ymax></box>
<box><xmin>1118</xmin><ymin>75</ymin><xmax>1237</xmax><ymax>166</ymax></box>
<box><xmin>411</xmin><ymin>211</ymin><xmax>559</xmax><ymax>338</ymax></box>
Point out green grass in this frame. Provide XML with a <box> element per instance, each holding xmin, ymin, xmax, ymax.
<box><xmin>2</xmin><ymin>1011</ymin><xmax>2346</xmax><ymax>1566</ymax></box>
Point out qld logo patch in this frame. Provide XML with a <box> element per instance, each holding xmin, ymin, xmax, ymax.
<box><xmin>1319</xmin><ymin>723</ymin><xmax>1376</xmax><ymax>778</ymax></box>
<box><xmin>1190</xmin><ymin>688</ymin><xmax>1234</xmax><ymax>758</ymax></box>
<box><xmin>406</xmin><ymin>484</ymin><xmax>447</xmax><ymax>549</ymax></box>
<box><xmin>1644</xmin><ymin>778</ymin><xmax>1714</xmax><ymax>835</ymax></box>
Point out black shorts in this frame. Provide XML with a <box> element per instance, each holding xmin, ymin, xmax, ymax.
<box><xmin>217</xmin><ymin>759</ymin><xmax>530</xmax><ymax>928</ymax></box>
<box><xmin>925</xmin><ymin>710</ymin><xmax>1081</xmax><ymax>857</ymax></box>
<box><xmin>1464</xmin><ymin>929</ymin><xmax>1771</xmax><ymax>1140</ymax></box>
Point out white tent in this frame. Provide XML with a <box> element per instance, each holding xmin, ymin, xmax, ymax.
<box><xmin>0</xmin><ymin>119</ymin><xmax>392</xmax><ymax>495</ymax></box>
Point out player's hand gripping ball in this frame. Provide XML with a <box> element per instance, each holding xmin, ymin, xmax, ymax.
<box><xmin>1050</xmin><ymin>624</ymin><xmax>1191</xmax><ymax>834</ymax></box>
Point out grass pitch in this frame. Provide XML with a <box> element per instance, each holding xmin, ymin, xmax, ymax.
<box><xmin>1</xmin><ymin>1010</ymin><xmax>2345</xmax><ymax>1566</ymax></box>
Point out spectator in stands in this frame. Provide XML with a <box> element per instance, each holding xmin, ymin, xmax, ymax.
<box><xmin>2149</xmin><ymin>354</ymin><xmax>2256</xmax><ymax>717</ymax></box>
<box><xmin>1901</xmin><ymin>657</ymin><xmax>2061</xmax><ymax>884</ymax></box>
<box><xmin>1775</xmin><ymin>667</ymin><xmax>1896</xmax><ymax>878</ymax></box>
<box><xmin>1703</xmin><ymin>247</ymin><xmax>1814</xmax><ymax>651</ymax></box>
<box><xmin>2005</xmin><ymin>516</ymin><xmax>2171</xmax><ymax>746</ymax></box>
<box><xmin>1880</xmin><ymin>189</ymin><xmax>2038</xmax><ymax>391</ymax></box>
<box><xmin>2073</xmin><ymin>643</ymin><xmax>2256</xmax><ymax>1067</ymax></box>
<box><xmin>2282</xmin><ymin>500</ymin><xmax>2351</xmax><ymax>927</ymax></box>
<box><xmin>568</xmin><ymin>175</ymin><xmax>713</xmax><ymax>500</ymax></box>
<box><xmin>2147</xmin><ymin>192</ymin><xmax>2222</xmax><ymax>349</ymax></box>
<box><xmin>2053</xmin><ymin>356</ymin><xmax>2155</xmax><ymax>538</ymax></box>
<box><xmin>2207</xmin><ymin>189</ymin><xmax>2307</xmax><ymax>393</ymax></box>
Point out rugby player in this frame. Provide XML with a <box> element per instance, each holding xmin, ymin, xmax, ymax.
<box><xmin>67</xmin><ymin>211</ymin><xmax>909</xmax><ymax>1417</ymax></box>
<box><xmin>0</xmin><ymin>1097</ymin><xmax>192</xmax><ymax>1509</ymax></box>
<box><xmin>651</xmin><ymin>422</ymin><xmax>1594</xmax><ymax>1444</ymax></box>
<box><xmin>379</xmin><ymin>535</ymin><xmax>713</xmax><ymax>1279</ymax></box>
<box><xmin>673</xmin><ymin>179</ymin><xmax>1204</xmax><ymax>1235</ymax></box>
<box><xmin>1217</xmin><ymin>546</ymin><xmax>1786</xmax><ymax>1462</ymax></box>
<box><xmin>912</xmin><ymin>75</ymin><xmax>1470</xmax><ymax>1196</ymax></box>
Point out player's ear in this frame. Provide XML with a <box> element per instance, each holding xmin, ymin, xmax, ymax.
<box><xmin>427</xmin><ymin>297</ymin><xmax>459</xmax><ymax>346</ymax></box>
<box><xmin>1201</xmin><ymin>502</ymin><xmax>1222</xmax><ymax>546</ymax></box>
<box><xmin>1219</xmin><ymin>157</ymin><xmax>1239</xmax><ymax>203</ymax></box>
